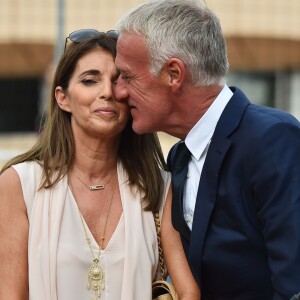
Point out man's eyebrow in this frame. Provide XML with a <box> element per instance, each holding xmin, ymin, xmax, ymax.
<box><xmin>117</xmin><ymin>69</ymin><xmax>132</xmax><ymax>77</ymax></box>
<box><xmin>116</xmin><ymin>65</ymin><xmax>130</xmax><ymax>74</ymax></box>
<box><xmin>116</xmin><ymin>67</ymin><xmax>129</xmax><ymax>74</ymax></box>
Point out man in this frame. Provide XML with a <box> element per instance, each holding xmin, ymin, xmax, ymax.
<box><xmin>114</xmin><ymin>0</ymin><xmax>300</xmax><ymax>298</ymax></box>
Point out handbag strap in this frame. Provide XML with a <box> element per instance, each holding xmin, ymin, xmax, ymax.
<box><xmin>153</xmin><ymin>211</ymin><xmax>168</xmax><ymax>280</ymax></box>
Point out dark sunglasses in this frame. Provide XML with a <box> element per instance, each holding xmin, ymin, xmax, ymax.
<box><xmin>64</xmin><ymin>29</ymin><xmax>119</xmax><ymax>52</ymax></box>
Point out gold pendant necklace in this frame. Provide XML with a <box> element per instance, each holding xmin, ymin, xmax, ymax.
<box><xmin>71</xmin><ymin>169</ymin><xmax>114</xmax><ymax>191</ymax></box>
<box><xmin>85</xmin><ymin>240</ymin><xmax>105</xmax><ymax>298</ymax></box>
<box><xmin>72</xmin><ymin>173</ymin><xmax>117</xmax><ymax>299</ymax></box>
<box><xmin>88</xmin><ymin>258</ymin><xmax>104</xmax><ymax>292</ymax></box>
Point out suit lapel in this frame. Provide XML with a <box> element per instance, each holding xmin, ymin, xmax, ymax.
<box><xmin>188</xmin><ymin>87</ymin><xmax>250</xmax><ymax>286</ymax></box>
<box><xmin>189</xmin><ymin>133</ymin><xmax>231</xmax><ymax>285</ymax></box>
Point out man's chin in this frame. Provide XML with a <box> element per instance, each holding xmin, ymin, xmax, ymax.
<box><xmin>132</xmin><ymin>123</ymin><xmax>146</xmax><ymax>134</ymax></box>
<box><xmin>132</xmin><ymin>121</ymin><xmax>153</xmax><ymax>134</ymax></box>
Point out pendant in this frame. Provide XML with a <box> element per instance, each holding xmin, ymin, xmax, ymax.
<box><xmin>87</xmin><ymin>258</ymin><xmax>105</xmax><ymax>298</ymax></box>
<box><xmin>89</xmin><ymin>185</ymin><xmax>104</xmax><ymax>191</ymax></box>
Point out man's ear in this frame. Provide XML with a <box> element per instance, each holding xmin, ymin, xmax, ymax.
<box><xmin>162</xmin><ymin>58</ymin><xmax>186</xmax><ymax>92</ymax></box>
<box><xmin>55</xmin><ymin>86</ymin><xmax>71</xmax><ymax>112</ymax></box>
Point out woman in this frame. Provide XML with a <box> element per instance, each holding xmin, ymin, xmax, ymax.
<box><xmin>0</xmin><ymin>30</ymin><xmax>199</xmax><ymax>299</ymax></box>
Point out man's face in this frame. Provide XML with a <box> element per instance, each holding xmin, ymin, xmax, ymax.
<box><xmin>114</xmin><ymin>31</ymin><xmax>171</xmax><ymax>134</ymax></box>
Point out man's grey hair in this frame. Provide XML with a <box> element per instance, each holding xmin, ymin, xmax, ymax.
<box><xmin>116</xmin><ymin>0</ymin><xmax>229</xmax><ymax>86</ymax></box>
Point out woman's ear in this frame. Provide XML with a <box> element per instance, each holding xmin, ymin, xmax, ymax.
<box><xmin>162</xmin><ymin>58</ymin><xmax>186</xmax><ymax>92</ymax></box>
<box><xmin>55</xmin><ymin>86</ymin><xmax>71</xmax><ymax>112</ymax></box>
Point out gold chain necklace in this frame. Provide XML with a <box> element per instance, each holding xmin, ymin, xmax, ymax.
<box><xmin>71</xmin><ymin>169</ymin><xmax>114</xmax><ymax>191</ymax></box>
<box><xmin>72</xmin><ymin>174</ymin><xmax>117</xmax><ymax>299</ymax></box>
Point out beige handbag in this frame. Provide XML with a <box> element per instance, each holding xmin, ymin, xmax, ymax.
<box><xmin>152</xmin><ymin>212</ymin><xmax>178</xmax><ymax>300</ymax></box>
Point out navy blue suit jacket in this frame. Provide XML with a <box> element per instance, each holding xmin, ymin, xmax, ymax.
<box><xmin>167</xmin><ymin>87</ymin><xmax>300</xmax><ymax>299</ymax></box>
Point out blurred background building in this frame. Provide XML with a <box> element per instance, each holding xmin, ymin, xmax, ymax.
<box><xmin>0</xmin><ymin>0</ymin><xmax>300</xmax><ymax>166</ymax></box>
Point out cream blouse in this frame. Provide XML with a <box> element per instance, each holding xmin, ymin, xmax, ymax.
<box><xmin>13</xmin><ymin>161</ymin><xmax>170</xmax><ymax>300</ymax></box>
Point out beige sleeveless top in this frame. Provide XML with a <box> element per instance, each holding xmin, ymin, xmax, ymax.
<box><xmin>13</xmin><ymin>161</ymin><xmax>170</xmax><ymax>300</ymax></box>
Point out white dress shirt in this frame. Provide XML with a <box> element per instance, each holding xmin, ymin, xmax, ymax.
<box><xmin>183</xmin><ymin>85</ymin><xmax>233</xmax><ymax>229</ymax></box>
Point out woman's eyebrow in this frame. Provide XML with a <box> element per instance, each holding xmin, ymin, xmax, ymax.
<box><xmin>79</xmin><ymin>69</ymin><xmax>101</xmax><ymax>76</ymax></box>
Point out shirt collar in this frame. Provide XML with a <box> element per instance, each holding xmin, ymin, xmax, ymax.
<box><xmin>185</xmin><ymin>84</ymin><xmax>233</xmax><ymax>160</ymax></box>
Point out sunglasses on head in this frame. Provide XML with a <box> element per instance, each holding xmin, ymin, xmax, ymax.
<box><xmin>64</xmin><ymin>29</ymin><xmax>119</xmax><ymax>52</ymax></box>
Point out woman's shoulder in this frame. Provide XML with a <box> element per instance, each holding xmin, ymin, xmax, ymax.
<box><xmin>0</xmin><ymin>162</ymin><xmax>39</xmax><ymax>197</ymax></box>
<box><xmin>0</xmin><ymin>166</ymin><xmax>20</xmax><ymax>187</ymax></box>
<box><xmin>0</xmin><ymin>166</ymin><xmax>26</xmax><ymax>213</ymax></box>
<box><xmin>12</xmin><ymin>160</ymin><xmax>44</xmax><ymax>198</ymax></box>
<box><xmin>12</xmin><ymin>160</ymin><xmax>43</xmax><ymax>182</ymax></box>
<box><xmin>13</xmin><ymin>160</ymin><xmax>43</xmax><ymax>173</ymax></box>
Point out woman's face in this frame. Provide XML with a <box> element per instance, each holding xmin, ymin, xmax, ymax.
<box><xmin>56</xmin><ymin>48</ymin><xmax>130</xmax><ymax>139</ymax></box>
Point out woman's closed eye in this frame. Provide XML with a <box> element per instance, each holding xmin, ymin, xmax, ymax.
<box><xmin>81</xmin><ymin>78</ymin><xmax>97</xmax><ymax>85</ymax></box>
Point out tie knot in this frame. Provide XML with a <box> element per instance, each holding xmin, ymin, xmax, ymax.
<box><xmin>174</xmin><ymin>142</ymin><xmax>191</xmax><ymax>168</ymax></box>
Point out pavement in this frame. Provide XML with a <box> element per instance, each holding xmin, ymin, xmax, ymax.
<box><xmin>0</xmin><ymin>132</ymin><xmax>178</xmax><ymax>169</ymax></box>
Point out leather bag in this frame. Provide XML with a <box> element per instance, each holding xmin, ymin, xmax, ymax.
<box><xmin>152</xmin><ymin>279</ymin><xmax>178</xmax><ymax>300</ymax></box>
<box><xmin>152</xmin><ymin>212</ymin><xmax>178</xmax><ymax>300</ymax></box>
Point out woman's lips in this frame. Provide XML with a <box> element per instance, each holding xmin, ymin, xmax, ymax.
<box><xmin>94</xmin><ymin>107</ymin><xmax>117</xmax><ymax>116</ymax></box>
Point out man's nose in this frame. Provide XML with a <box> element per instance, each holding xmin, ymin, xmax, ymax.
<box><xmin>114</xmin><ymin>77</ymin><xmax>129</xmax><ymax>102</ymax></box>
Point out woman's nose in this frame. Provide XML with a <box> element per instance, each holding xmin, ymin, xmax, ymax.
<box><xmin>99</xmin><ymin>81</ymin><xmax>114</xmax><ymax>101</ymax></box>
